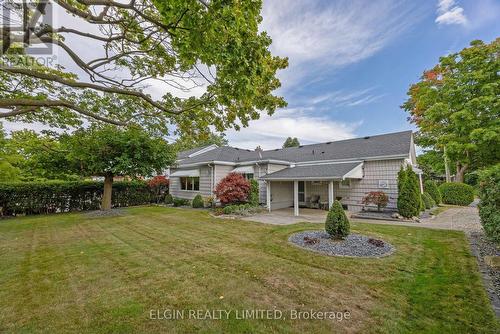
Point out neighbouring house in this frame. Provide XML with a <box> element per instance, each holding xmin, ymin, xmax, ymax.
<box><xmin>169</xmin><ymin>131</ymin><xmax>422</xmax><ymax>216</ymax></box>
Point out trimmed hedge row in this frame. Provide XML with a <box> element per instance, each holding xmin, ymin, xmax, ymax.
<box><xmin>439</xmin><ymin>182</ymin><xmax>474</xmax><ymax>206</ymax></box>
<box><xmin>0</xmin><ymin>181</ymin><xmax>155</xmax><ymax>216</ymax></box>
<box><xmin>478</xmin><ymin>165</ymin><xmax>499</xmax><ymax>243</ymax></box>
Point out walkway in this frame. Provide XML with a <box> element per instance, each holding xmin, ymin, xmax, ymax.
<box><xmin>243</xmin><ymin>203</ymin><xmax>483</xmax><ymax>232</ymax></box>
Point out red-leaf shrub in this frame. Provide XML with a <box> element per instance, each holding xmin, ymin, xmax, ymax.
<box><xmin>214</xmin><ymin>173</ymin><xmax>251</xmax><ymax>204</ymax></box>
<box><xmin>148</xmin><ymin>175</ymin><xmax>169</xmax><ymax>203</ymax></box>
<box><xmin>362</xmin><ymin>191</ymin><xmax>389</xmax><ymax>211</ymax></box>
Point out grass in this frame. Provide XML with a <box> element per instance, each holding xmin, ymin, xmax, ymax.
<box><xmin>430</xmin><ymin>205</ymin><xmax>454</xmax><ymax>216</ymax></box>
<box><xmin>0</xmin><ymin>206</ymin><xmax>497</xmax><ymax>333</ymax></box>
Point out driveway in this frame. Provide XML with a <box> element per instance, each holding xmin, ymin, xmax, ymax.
<box><xmin>243</xmin><ymin>204</ymin><xmax>483</xmax><ymax>232</ymax></box>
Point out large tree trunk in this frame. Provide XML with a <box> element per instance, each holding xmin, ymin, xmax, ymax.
<box><xmin>102</xmin><ymin>175</ymin><xmax>113</xmax><ymax>210</ymax></box>
<box><xmin>455</xmin><ymin>162</ymin><xmax>467</xmax><ymax>183</ymax></box>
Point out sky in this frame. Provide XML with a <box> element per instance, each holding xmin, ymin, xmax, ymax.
<box><xmin>223</xmin><ymin>0</ymin><xmax>500</xmax><ymax>149</ymax></box>
<box><xmin>2</xmin><ymin>0</ymin><xmax>500</xmax><ymax>150</ymax></box>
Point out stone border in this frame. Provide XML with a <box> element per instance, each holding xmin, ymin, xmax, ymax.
<box><xmin>288</xmin><ymin>231</ymin><xmax>395</xmax><ymax>258</ymax></box>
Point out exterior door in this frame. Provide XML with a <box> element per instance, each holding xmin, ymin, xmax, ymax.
<box><xmin>298</xmin><ymin>181</ymin><xmax>305</xmax><ymax>204</ymax></box>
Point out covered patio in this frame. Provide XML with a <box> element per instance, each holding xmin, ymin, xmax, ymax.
<box><xmin>261</xmin><ymin>162</ymin><xmax>364</xmax><ymax>216</ymax></box>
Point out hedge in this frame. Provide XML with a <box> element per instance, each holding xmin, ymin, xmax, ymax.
<box><xmin>424</xmin><ymin>180</ymin><xmax>442</xmax><ymax>204</ymax></box>
<box><xmin>439</xmin><ymin>182</ymin><xmax>474</xmax><ymax>206</ymax></box>
<box><xmin>0</xmin><ymin>180</ymin><xmax>155</xmax><ymax>216</ymax></box>
<box><xmin>422</xmin><ymin>192</ymin><xmax>436</xmax><ymax>210</ymax></box>
<box><xmin>478</xmin><ymin>165</ymin><xmax>500</xmax><ymax>243</ymax></box>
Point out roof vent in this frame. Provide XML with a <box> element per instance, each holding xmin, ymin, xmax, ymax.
<box><xmin>321</xmin><ymin>151</ymin><xmax>325</xmax><ymax>154</ymax></box>
<box><xmin>326</xmin><ymin>141</ymin><xmax>332</xmax><ymax>144</ymax></box>
<box><xmin>298</xmin><ymin>145</ymin><xmax>303</xmax><ymax>148</ymax></box>
<box><xmin>364</xmin><ymin>136</ymin><xmax>370</xmax><ymax>139</ymax></box>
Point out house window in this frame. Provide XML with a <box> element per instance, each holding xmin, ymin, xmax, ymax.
<box><xmin>245</xmin><ymin>173</ymin><xmax>254</xmax><ymax>180</ymax></box>
<box><xmin>339</xmin><ymin>179</ymin><xmax>351</xmax><ymax>188</ymax></box>
<box><xmin>180</xmin><ymin>177</ymin><xmax>200</xmax><ymax>191</ymax></box>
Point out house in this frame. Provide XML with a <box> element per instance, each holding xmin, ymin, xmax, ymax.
<box><xmin>169</xmin><ymin>131</ymin><xmax>422</xmax><ymax>216</ymax></box>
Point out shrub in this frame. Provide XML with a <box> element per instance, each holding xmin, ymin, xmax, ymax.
<box><xmin>173</xmin><ymin>197</ymin><xmax>190</xmax><ymax>207</ymax></box>
<box><xmin>439</xmin><ymin>182</ymin><xmax>474</xmax><ymax>206</ymax></box>
<box><xmin>203</xmin><ymin>195</ymin><xmax>215</xmax><ymax>208</ymax></box>
<box><xmin>214</xmin><ymin>173</ymin><xmax>251</xmax><ymax>204</ymax></box>
<box><xmin>424</xmin><ymin>180</ymin><xmax>442</xmax><ymax>204</ymax></box>
<box><xmin>147</xmin><ymin>176</ymin><xmax>169</xmax><ymax>203</ymax></box>
<box><xmin>192</xmin><ymin>194</ymin><xmax>204</xmax><ymax>208</ymax></box>
<box><xmin>248</xmin><ymin>179</ymin><xmax>260</xmax><ymax>206</ymax></box>
<box><xmin>478</xmin><ymin>165</ymin><xmax>500</xmax><ymax>243</ymax></box>
<box><xmin>362</xmin><ymin>191</ymin><xmax>389</xmax><ymax>211</ymax></box>
<box><xmin>397</xmin><ymin>166</ymin><xmax>421</xmax><ymax>218</ymax></box>
<box><xmin>0</xmin><ymin>180</ymin><xmax>154</xmax><ymax>216</ymax></box>
<box><xmin>165</xmin><ymin>194</ymin><xmax>173</xmax><ymax>204</ymax></box>
<box><xmin>422</xmin><ymin>192</ymin><xmax>436</xmax><ymax>209</ymax></box>
<box><xmin>325</xmin><ymin>200</ymin><xmax>350</xmax><ymax>239</ymax></box>
<box><xmin>222</xmin><ymin>203</ymin><xmax>261</xmax><ymax>216</ymax></box>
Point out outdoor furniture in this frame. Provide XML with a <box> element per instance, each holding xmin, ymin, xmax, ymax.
<box><xmin>309</xmin><ymin>195</ymin><xmax>321</xmax><ymax>209</ymax></box>
<box><xmin>319</xmin><ymin>201</ymin><xmax>329</xmax><ymax>210</ymax></box>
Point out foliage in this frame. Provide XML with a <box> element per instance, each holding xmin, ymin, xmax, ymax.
<box><xmin>325</xmin><ymin>201</ymin><xmax>350</xmax><ymax>239</ymax></box>
<box><xmin>165</xmin><ymin>194</ymin><xmax>174</xmax><ymax>205</ymax></box>
<box><xmin>148</xmin><ymin>176</ymin><xmax>169</xmax><ymax>203</ymax></box>
<box><xmin>203</xmin><ymin>195</ymin><xmax>215</xmax><ymax>208</ymax></box>
<box><xmin>402</xmin><ymin>39</ymin><xmax>500</xmax><ymax>182</ymax></box>
<box><xmin>424</xmin><ymin>180</ymin><xmax>442</xmax><ymax>204</ymax></box>
<box><xmin>282</xmin><ymin>137</ymin><xmax>300</xmax><ymax>148</ymax></box>
<box><xmin>0</xmin><ymin>180</ymin><xmax>153</xmax><ymax>216</ymax></box>
<box><xmin>417</xmin><ymin>150</ymin><xmax>446</xmax><ymax>179</ymax></box>
<box><xmin>173</xmin><ymin>132</ymin><xmax>228</xmax><ymax>152</ymax></box>
<box><xmin>439</xmin><ymin>183</ymin><xmax>474</xmax><ymax>206</ymax></box>
<box><xmin>173</xmin><ymin>197</ymin><xmax>190</xmax><ymax>207</ymax></box>
<box><xmin>248</xmin><ymin>179</ymin><xmax>260</xmax><ymax>206</ymax></box>
<box><xmin>422</xmin><ymin>192</ymin><xmax>436</xmax><ymax>210</ymax></box>
<box><xmin>1</xmin><ymin>1</ymin><xmax>287</xmax><ymax>140</ymax></box>
<box><xmin>478</xmin><ymin>165</ymin><xmax>500</xmax><ymax>243</ymax></box>
<box><xmin>61</xmin><ymin>125</ymin><xmax>174</xmax><ymax>209</ymax></box>
<box><xmin>398</xmin><ymin>166</ymin><xmax>422</xmax><ymax>218</ymax></box>
<box><xmin>192</xmin><ymin>194</ymin><xmax>204</xmax><ymax>208</ymax></box>
<box><xmin>221</xmin><ymin>203</ymin><xmax>261</xmax><ymax>216</ymax></box>
<box><xmin>362</xmin><ymin>191</ymin><xmax>389</xmax><ymax>211</ymax></box>
<box><xmin>214</xmin><ymin>173</ymin><xmax>251</xmax><ymax>204</ymax></box>
<box><xmin>464</xmin><ymin>171</ymin><xmax>480</xmax><ymax>187</ymax></box>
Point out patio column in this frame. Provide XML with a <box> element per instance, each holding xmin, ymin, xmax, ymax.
<box><xmin>293</xmin><ymin>180</ymin><xmax>299</xmax><ymax>216</ymax></box>
<box><xmin>266</xmin><ymin>181</ymin><xmax>271</xmax><ymax>212</ymax></box>
<box><xmin>328</xmin><ymin>180</ymin><xmax>334</xmax><ymax>209</ymax></box>
<box><xmin>418</xmin><ymin>173</ymin><xmax>424</xmax><ymax>194</ymax></box>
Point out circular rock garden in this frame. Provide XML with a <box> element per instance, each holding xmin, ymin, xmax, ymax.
<box><xmin>288</xmin><ymin>230</ymin><xmax>394</xmax><ymax>258</ymax></box>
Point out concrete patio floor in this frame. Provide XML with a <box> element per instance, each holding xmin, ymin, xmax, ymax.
<box><xmin>242</xmin><ymin>205</ymin><xmax>483</xmax><ymax>232</ymax></box>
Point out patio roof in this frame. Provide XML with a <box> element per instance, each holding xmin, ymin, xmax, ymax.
<box><xmin>261</xmin><ymin>162</ymin><xmax>363</xmax><ymax>181</ymax></box>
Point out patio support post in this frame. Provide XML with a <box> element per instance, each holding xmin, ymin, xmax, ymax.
<box><xmin>328</xmin><ymin>180</ymin><xmax>334</xmax><ymax>209</ymax></box>
<box><xmin>418</xmin><ymin>173</ymin><xmax>424</xmax><ymax>194</ymax></box>
<box><xmin>266</xmin><ymin>181</ymin><xmax>271</xmax><ymax>212</ymax></box>
<box><xmin>293</xmin><ymin>180</ymin><xmax>299</xmax><ymax>216</ymax></box>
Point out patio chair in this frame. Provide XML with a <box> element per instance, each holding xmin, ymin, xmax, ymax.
<box><xmin>309</xmin><ymin>195</ymin><xmax>321</xmax><ymax>209</ymax></box>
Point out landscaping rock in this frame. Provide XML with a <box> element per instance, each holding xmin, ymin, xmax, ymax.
<box><xmin>289</xmin><ymin>231</ymin><xmax>394</xmax><ymax>258</ymax></box>
<box><xmin>391</xmin><ymin>213</ymin><xmax>402</xmax><ymax>219</ymax></box>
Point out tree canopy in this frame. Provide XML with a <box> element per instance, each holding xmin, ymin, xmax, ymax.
<box><xmin>282</xmin><ymin>137</ymin><xmax>300</xmax><ymax>148</ymax></box>
<box><xmin>402</xmin><ymin>39</ymin><xmax>499</xmax><ymax>182</ymax></box>
<box><xmin>0</xmin><ymin>0</ymin><xmax>287</xmax><ymax>138</ymax></box>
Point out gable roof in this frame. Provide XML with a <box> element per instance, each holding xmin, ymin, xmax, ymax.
<box><xmin>261</xmin><ymin>162</ymin><xmax>362</xmax><ymax>180</ymax></box>
<box><xmin>176</xmin><ymin>131</ymin><xmax>413</xmax><ymax>166</ymax></box>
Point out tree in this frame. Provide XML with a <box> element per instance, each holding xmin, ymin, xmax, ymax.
<box><xmin>282</xmin><ymin>137</ymin><xmax>300</xmax><ymax>148</ymax></box>
<box><xmin>325</xmin><ymin>201</ymin><xmax>350</xmax><ymax>239</ymax></box>
<box><xmin>402</xmin><ymin>39</ymin><xmax>500</xmax><ymax>182</ymax></box>
<box><xmin>173</xmin><ymin>132</ymin><xmax>228</xmax><ymax>152</ymax></box>
<box><xmin>417</xmin><ymin>150</ymin><xmax>446</xmax><ymax>180</ymax></box>
<box><xmin>62</xmin><ymin>125</ymin><xmax>174</xmax><ymax>210</ymax></box>
<box><xmin>397</xmin><ymin>166</ymin><xmax>421</xmax><ymax>218</ymax></box>
<box><xmin>0</xmin><ymin>124</ymin><xmax>20</xmax><ymax>181</ymax></box>
<box><xmin>424</xmin><ymin>180</ymin><xmax>442</xmax><ymax>204</ymax></box>
<box><xmin>0</xmin><ymin>1</ymin><xmax>287</xmax><ymax>138</ymax></box>
<box><xmin>214</xmin><ymin>173</ymin><xmax>250</xmax><ymax>205</ymax></box>
<box><xmin>362</xmin><ymin>191</ymin><xmax>389</xmax><ymax>212</ymax></box>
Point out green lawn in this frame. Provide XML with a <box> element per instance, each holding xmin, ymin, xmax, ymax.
<box><xmin>0</xmin><ymin>207</ymin><xmax>497</xmax><ymax>333</ymax></box>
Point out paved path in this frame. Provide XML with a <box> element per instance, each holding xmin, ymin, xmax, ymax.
<box><xmin>244</xmin><ymin>203</ymin><xmax>483</xmax><ymax>232</ymax></box>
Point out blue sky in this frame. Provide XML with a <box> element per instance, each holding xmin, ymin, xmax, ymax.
<box><xmin>224</xmin><ymin>0</ymin><xmax>500</xmax><ymax>149</ymax></box>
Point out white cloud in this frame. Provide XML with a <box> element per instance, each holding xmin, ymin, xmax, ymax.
<box><xmin>261</xmin><ymin>0</ymin><xmax>424</xmax><ymax>87</ymax></box>
<box><xmin>435</xmin><ymin>0</ymin><xmax>468</xmax><ymax>25</ymax></box>
<box><xmin>225</xmin><ymin>108</ymin><xmax>360</xmax><ymax>150</ymax></box>
<box><xmin>308</xmin><ymin>88</ymin><xmax>384</xmax><ymax>107</ymax></box>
